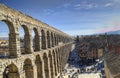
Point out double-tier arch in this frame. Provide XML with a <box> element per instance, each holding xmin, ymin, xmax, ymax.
<box><xmin>0</xmin><ymin>4</ymin><xmax>74</xmax><ymax>78</ymax></box>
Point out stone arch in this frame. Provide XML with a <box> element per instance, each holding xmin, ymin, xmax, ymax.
<box><xmin>3</xmin><ymin>63</ymin><xmax>20</xmax><ymax>78</ymax></box>
<box><xmin>64</xmin><ymin>37</ymin><xmax>66</xmax><ymax>43</ymax></box>
<box><xmin>48</xmin><ymin>51</ymin><xmax>54</xmax><ymax>78</ymax></box>
<box><xmin>35</xmin><ymin>55</ymin><xmax>43</xmax><ymax>78</ymax></box>
<box><xmin>61</xmin><ymin>46</ymin><xmax>64</xmax><ymax>71</ymax></box>
<box><xmin>55</xmin><ymin>49</ymin><xmax>59</xmax><ymax>73</ymax></box>
<box><xmin>41</xmin><ymin>29</ymin><xmax>46</xmax><ymax>49</ymax></box>
<box><xmin>51</xmin><ymin>32</ymin><xmax>54</xmax><ymax>47</ymax></box>
<box><xmin>43</xmin><ymin>53</ymin><xmax>49</xmax><ymax>78</ymax></box>
<box><xmin>59</xmin><ymin>48</ymin><xmax>62</xmax><ymax>73</ymax></box>
<box><xmin>57</xmin><ymin>35</ymin><xmax>60</xmax><ymax>44</ymax></box>
<box><xmin>1</xmin><ymin>20</ymin><xmax>15</xmax><ymax>34</ymax></box>
<box><xmin>56</xmin><ymin>48</ymin><xmax>60</xmax><ymax>73</ymax></box>
<box><xmin>0</xmin><ymin>20</ymin><xmax>18</xmax><ymax>57</ymax></box>
<box><xmin>23</xmin><ymin>58</ymin><xmax>34</xmax><ymax>78</ymax></box>
<box><xmin>54</xmin><ymin>34</ymin><xmax>57</xmax><ymax>46</ymax></box>
<box><xmin>58</xmin><ymin>36</ymin><xmax>60</xmax><ymax>42</ymax></box>
<box><xmin>65</xmin><ymin>37</ymin><xmax>69</xmax><ymax>43</ymax></box>
<box><xmin>62</xmin><ymin>37</ymin><xmax>64</xmax><ymax>43</ymax></box>
<box><xmin>53</xmin><ymin>50</ymin><xmax>57</xmax><ymax>76</ymax></box>
<box><xmin>63</xmin><ymin>37</ymin><xmax>65</xmax><ymax>43</ymax></box>
<box><xmin>60</xmin><ymin>36</ymin><xmax>62</xmax><ymax>42</ymax></box>
<box><xmin>47</xmin><ymin>31</ymin><xmax>51</xmax><ymax>48</ymax></box>
<box><xmin>32</xmin><ymin>28</ymin><xmax>40</xmax><ymax>51</ymax></box>
<box><xmin>56</xmin><ymin>35</ymin><xmax>59</xmax><ymax>45</ymax></box>
<box><xmin>58</xmin><ymin>48</ymin><xmax>61</xmax><ymax>72</ymax></box>
<box><xmin>19</xmin><ymin>25</ymin><xmax>32</xmax><ymax>54</ymax></box>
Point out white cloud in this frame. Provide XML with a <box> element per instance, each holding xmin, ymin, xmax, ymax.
<box><xmin>56</xmin><ymin>3</ymin><xmax>71</xmax><ymax>9</ymax></box>
<box><xmin>74</xmin><ymin>4</ymin><xmax>81</xmax><ymax>7</ymax></box>
<box><xmin>74</xmin><ymin>4</ymin><xmax>81</xmax><ymax>9</ymax></box>
<box><xmin>73</xmin><ymin>0</ymin><xmax>120</xmax><ymax>10</ymax></box>
<box><xmin>86</xmin><ymin>4</ymin><xmax>97</xmax><ymax>9</ymax></box>
<box><xmin>104</xmin><ymin>3</ymin><xmax>113</xmax><ymax>7</ymax></box>
<box><xmin>74</xmin><ymin>3</ymin><xmax>97</xmax><ymax>10</ymax></box>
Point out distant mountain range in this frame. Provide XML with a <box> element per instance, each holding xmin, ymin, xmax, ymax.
<box><xmin>94</xmin><ymin>30</ymin><xmax>120</xmax><ymax>35</ymax></box>
<box><xmin>97</xmin><ymin>30</ymin><xmax>120</xmax><ymax>35</ymax></box>
<box><xmin>0</xmin><ymin>37</ymin><xmax>8</xmax><ymax>40</ymax></box>
<box><xmin>106</xmin><ymin>30</ymin><xmax>120</xmax><ymax>35</ymax></box>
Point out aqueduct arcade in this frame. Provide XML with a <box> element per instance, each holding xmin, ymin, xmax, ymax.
<box><xmin>0</xmin><ymin>4</ymin><xmax>73</xmax><ymax>78</ymax></box>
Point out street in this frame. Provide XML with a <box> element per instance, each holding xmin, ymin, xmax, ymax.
<box><xmin>58</xmin><ymin>43</ymin><xmax>105</xmax><ymax>78</ymax></box>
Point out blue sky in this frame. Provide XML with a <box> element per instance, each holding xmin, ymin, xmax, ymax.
<box><xmin>1</xmin><ymin>0</ymin><xmax>120</xmax><ymax>36</ymax></box>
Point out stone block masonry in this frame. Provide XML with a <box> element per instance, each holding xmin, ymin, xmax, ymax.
<box><xmin>0</xmin><ymin>4</ymin><xmax>74</xmax><ymax>78</ymax></box>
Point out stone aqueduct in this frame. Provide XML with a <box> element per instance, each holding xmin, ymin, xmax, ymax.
<box><xmin>0</xmin><ymin>4</ymin><xmax>73</xmax><ymax>78</ymax></box>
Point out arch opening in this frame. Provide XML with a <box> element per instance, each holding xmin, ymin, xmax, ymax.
<box><xmin>54</xmin><ymin>34</ymin><xmax>57</xmax><ymax>46</ymax></box>
<box><xmin>35</xmin><ymin>55</ymin><xmax>43</xmax><ymax>78</ymax></box>
<box><xmin>53</xmin><ymin>50</ymin><xmax>57</xmax><ymax>76</ymax></box>
<box><xmin>23</xmin><ymin>58</ymin><xmax>34</xmax><ymax>78</ymax></box>
<box><xmin>19</xmin><ymin>25</ymin><xmax>31</xmax><ymax>54</ymax></box>
<box><xmin>49</xmin><ymin>51</ymin><xmax>54</xmax><ymax>78</ymax></box>
<box><xmin>47</xmin><ymin>31</ymin><xmax>51</xmax><ymax>48</ymax></box>
<box><xmin>41</xmin><ymin>30</ymin><xmax>46</xmax><ymax>49</ymax></box>
<box><xmin>3</xmin><ymin>63</ymin><xmax>20</xmax><ymax>78</ymax></box>
<box><xmin>43</xmin><ymin>53</ymin><xmax>49</xmax><ymax>78</ymax></box>
<box><xmin>51</xmin><ymin>32</ymin><xmax>54</xmax><ymax>47</ymax></box>
<box><xmin>0</xmin><ymin>20</ymin><xmax>17</xmax><ymax>58</ymax></box>
<box><xmin>32</xmin><ymin>28</ymin><xmax>40</xmax><ymax>52</ymax></box>
<box><xmin>56</xmin><ymin>49</ymin><xmax>59</xmax><ymax>73</ymax></box>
